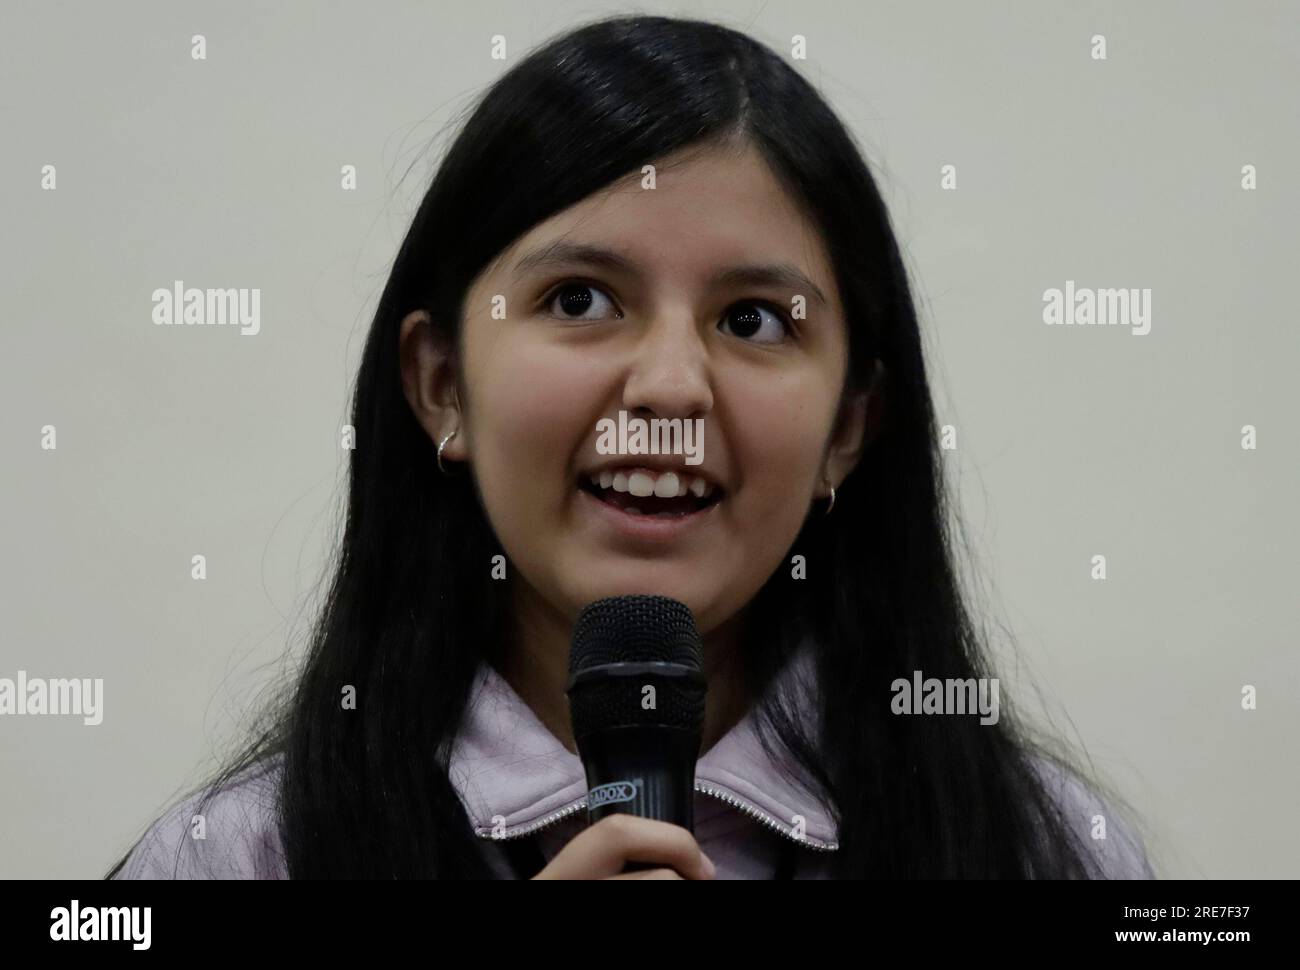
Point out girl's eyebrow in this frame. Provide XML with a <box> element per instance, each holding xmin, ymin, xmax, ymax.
<box><xmin>511</xmin><ymin>240</ymin><xmax>828</xmax><ymax>307</ymax></box>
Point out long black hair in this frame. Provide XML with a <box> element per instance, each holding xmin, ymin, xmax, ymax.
<box><xmin>108</xmin><ymin>13</ymin><xmax>1134</xmax><ymax>878</ymax></box>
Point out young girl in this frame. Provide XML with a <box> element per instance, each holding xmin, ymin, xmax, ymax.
<box><xmin>109</xmin><ymin>14</ymin><xmax>1152</xmax><ymax>880</ymax></box>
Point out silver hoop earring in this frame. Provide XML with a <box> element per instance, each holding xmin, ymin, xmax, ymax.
<box><xmin>436</xmin><ymin>428</ymin><xmax>458</xmax><ymax>475</ymax></box>
<box><xmin>824</xmin><ymin>485</ymin><xmax>836</xmax><ymax>517</ymax></box>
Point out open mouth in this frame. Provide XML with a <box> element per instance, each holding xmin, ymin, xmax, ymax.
<box><xmin>578</xmin><ymin>471</ymin><xmax>723</xmax><ymax>519</ymax></box>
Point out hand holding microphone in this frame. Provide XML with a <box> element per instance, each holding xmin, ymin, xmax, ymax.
<box><xmin>531</xmin><ymin>814</ymin><xmax>716</xmax><ymax>880</ymax></box>
<box><xmin>532</xmin><ymin>595</ymin><xmax>716</xmax><ymax>880</ymax></box>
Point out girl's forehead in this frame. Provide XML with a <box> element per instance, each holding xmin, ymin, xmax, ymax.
<box><xmin>568</xmin><ymin>144</ymin><xmax>805</xmax><ymax>224</ymax></box>
<box><xmin>483</xmin><ymin>145</ymin><xmax>834</xmax><ymax>295</ymax></box>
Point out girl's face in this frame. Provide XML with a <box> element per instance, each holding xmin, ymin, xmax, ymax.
<box><xmin>404</xmin><ymin>141</ymin><xmax>869</xmax><ymax>639</ymax></box>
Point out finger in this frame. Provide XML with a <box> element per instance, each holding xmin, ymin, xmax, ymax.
<box><xmin>604</xmin><ymin>868</ymin><xmax>684</xmax><ymax>880</ymax></box>
<box><xmin>583</xmin><ymin>814</ymin><xmax>714</xmax><ymax>880</ymax></box>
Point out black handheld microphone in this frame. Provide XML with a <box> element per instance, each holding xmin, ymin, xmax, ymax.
<box><xmin>566</xmin><ymin>595</ymin><xmax>707</xmax><ymax>868</ymax></box>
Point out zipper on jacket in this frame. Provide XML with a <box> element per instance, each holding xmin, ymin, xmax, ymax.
<box><xmin>693</xmin><ymin>782</ymin><xmax>837</xmax><ymax>852</ymax></box>
<box><xmin>476</xmin><ymin>782</ymin><xmax>838</xmax><ymax>852</ymax></box>
<box><xmin>478</xmin><ymin>799</ymin><xmax>589</xmax><ymax>842</ymax></box>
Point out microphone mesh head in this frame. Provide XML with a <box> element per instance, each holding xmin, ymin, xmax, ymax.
<box><xmin>570</xmin><ymin>595</ymin><xmax>703</xmax><ymax>670</ymax></box>
<box><xmin>567</xmin><ymin>595</ymin><xmax>706</xmax><ymax>738</ymax></box>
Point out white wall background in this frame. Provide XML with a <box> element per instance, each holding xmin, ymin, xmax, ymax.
<box><xmin>1</xmin><ymin>0</ymin><xmax>1295</xmax><ymax>878</ymax></box>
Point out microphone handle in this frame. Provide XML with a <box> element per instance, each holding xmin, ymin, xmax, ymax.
<box><xmin>576</xmin><ymin>724</ymin><xmax>701</xmax><ymax>874</ymax></box>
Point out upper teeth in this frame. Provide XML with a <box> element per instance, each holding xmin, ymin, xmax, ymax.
<box><xmin>587</xmin><ymin>467</ymin><xmax>717</xmax><ymax>499</ymax></box>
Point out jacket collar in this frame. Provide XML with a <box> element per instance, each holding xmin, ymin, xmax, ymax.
<box><xmin>447</xmin><ymin>639</ymin><xmax>839</xmax><ymax>850</ymax></box>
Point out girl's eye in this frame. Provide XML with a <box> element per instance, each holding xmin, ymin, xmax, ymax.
<box><xmin>541</xmin><ymin>282</ymin><xmax>623</xmax><ymax>321</ymax></box>
<box><xmin>719</xmin><ymin>301</ymin><xmax>791</xmax><ymax>345</ymax></box>
<box><xmin>540</xmin><ymin>283</ymin><xmax>792</xmax><ymax>343</ymax></box>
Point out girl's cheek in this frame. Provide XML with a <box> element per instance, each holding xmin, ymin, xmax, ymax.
<box><xmin>727</xmin><ymin>379</ymin><xmax>833</xmax><ymax>473</ymax></box>
<box><xmin>471</xmin><ymin>344</ymin><xmax>612</xmax><ymax>474</ymax></box>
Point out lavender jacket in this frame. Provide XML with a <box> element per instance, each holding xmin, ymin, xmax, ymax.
<box><xmin>112</xmin><ymin>645</ymin><xmax>1154</xmax><ymax>879</ymax></box>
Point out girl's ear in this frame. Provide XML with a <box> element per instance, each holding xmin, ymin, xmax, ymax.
<box><xmin>820</xmin><ymin>359</ymin><xmax>886</xmax><ymax>498</ymax></box>
<box><xmin>860</xmin><ymin>358</ymin><xmax>886</xmax><ymax>446</ymax></box>
<box><xmin>398</xmin><ymin>309</ymin><xmax>468</xmax><ymax>462</ymax></box>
